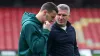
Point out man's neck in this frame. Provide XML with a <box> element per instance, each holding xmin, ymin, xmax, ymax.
<box><xmin>36</xmin><ymin>12</ymin><xmax>44</xmax><ymax>23</ymax></box>
<box><xmin>60</xmin><ymin>26</ymin><xmax>67</xmax><ymax>30</ymax></box>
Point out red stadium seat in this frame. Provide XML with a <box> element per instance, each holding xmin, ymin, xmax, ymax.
<box><xmin>0</xmin><ymin>8</ymin><xmax>5</xmax><ymax>50</ymax></box>
<box><xmin>3</xmin><ymin>8</ymin><xmax>13</xmax><ymax>50</ymax></box>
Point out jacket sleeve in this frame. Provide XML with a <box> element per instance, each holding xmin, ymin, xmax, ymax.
<box><xmin>74</xmin><ymin>32</ymin><xmax>80</xmax><ymax>56</ymax></box>
<box><xmin>23</xmin><ymin>23</ymin><xmax>50</xmax><ymax>53</ymax></box>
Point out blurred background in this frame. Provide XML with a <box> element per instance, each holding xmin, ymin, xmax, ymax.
<box><xmin>0</xmin><ymin>0</ymin><xmax>100</xmax><ymax>56</ymax></box>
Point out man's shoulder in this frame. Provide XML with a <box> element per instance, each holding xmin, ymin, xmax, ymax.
<box><xmin>70</xmin><ymin>25</ymin><xmax>75</xmax><ymax>30</ymax></box>
<box><xmin>24</xmin><ymin>20</ymin><xmax>35</xmax><ymax>25</ymax></box>
<box><xmin>22</xmin><ymin>20</ymin><xmax>37</xmax><ymax>30</ymax></box>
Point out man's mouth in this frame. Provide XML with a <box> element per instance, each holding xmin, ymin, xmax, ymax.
<box><xmin>59</xmin><ymin>20</ymin><xmax>64</xmax><ymax>23</ymax></box>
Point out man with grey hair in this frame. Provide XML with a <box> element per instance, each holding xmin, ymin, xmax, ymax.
<box><xmin>47</xmin><ymin>4</ymin><xmax>80</xmax><ymax>56</ymax></box>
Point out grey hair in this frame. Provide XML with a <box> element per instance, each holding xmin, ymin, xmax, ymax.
<box><xmin>57</xmin><ymin>4</ymin><xmax>70</xmax><ymax>15</ymax></box>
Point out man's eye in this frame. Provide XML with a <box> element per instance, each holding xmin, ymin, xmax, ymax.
<box><xmin>57</xmin><ymin>14</ymin><xmax>67</xmax><ymax>16</ymax></box>
<box><xmin>62</xmin><ymin>14</ymin><xmax>67</xmax><ymax>16</ymax></box>
<box><xmin>57</xmin><ymin>14</ymin><xmax>61</xmax><ymax>16</ymax></box>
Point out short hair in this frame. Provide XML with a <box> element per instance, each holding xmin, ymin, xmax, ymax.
<box><xmin>40</xmin><ymin>2</ymin><xmax>58</xmax><ymax>13</ymax></box>
<box><xmin>57</xmin><ymin>4</ymin><xmax>70</xmax><ymax>15</ymax></box>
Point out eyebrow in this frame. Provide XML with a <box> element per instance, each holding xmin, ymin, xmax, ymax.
<box><xmin>51</xmin><ymin>16</ymin><xmax>55</xmax><ymax>18</ymax></box>
<box><xmin>57</xmin><ymin>14</ymin><xmax>67</xmax><ymax>16</ymax></box>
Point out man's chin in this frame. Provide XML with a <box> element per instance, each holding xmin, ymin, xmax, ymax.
<box><xmin>59</xmin><ymin>23</ymin><xmax>64</xmax><ymax>25</ymax></box>
<box><xmin>58</xmin><ymin>23</ymin><xmax>64</xmax><ymax>25</ymax></box>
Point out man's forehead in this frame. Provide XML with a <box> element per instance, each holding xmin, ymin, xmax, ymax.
<box><xmin>58</xmin><ymin>9</ymin><xmax>67</xmax><ymax>13</ymax></box>
<box><xmin>58</xmin><ymin>9</ymin><xmax>69</xmax><ymax>15</ymax></box>
<box><xmin>51</xmin><ymin>14</ymin><xmax>56</xmax><ymax>18</ymax></box>
<box><xmin>52</xmin><ymin>10</ymin><xmax>57</xmax><ymax>14</ymax></box>
<box><xmin>50</xmin><ymin>11</ymin><xmax>57</xmax><ymax>15</ymax></box>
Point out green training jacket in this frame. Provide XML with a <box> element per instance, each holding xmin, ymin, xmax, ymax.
<box><xmin>18</xmin><ymin>12</ymin><xmax>49</xmax><ymax>56</ymax></box>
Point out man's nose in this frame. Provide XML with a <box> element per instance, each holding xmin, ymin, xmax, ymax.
<box><xmin>59</xmin><ymin>15</ymin><xmax>63</xmax><ymax>19</ymax></box>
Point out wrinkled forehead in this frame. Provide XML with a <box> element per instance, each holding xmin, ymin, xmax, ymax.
<box><xmin>58</xmin><ymin>9</ymin><xmax>69</xmax><ymax>15</ymax></box>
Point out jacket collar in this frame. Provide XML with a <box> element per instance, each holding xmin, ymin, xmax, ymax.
<box><xmin>52</xmin><ymin>21</ymin><xmax>71</xmax><ymax>30</ymax></box>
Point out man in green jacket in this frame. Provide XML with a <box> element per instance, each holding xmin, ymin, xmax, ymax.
<box><xmin>18</xmin><ymin>2</ymin><xmax>58</xmax><ymax>56</ymax></box>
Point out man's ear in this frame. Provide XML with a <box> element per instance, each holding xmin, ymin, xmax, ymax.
<box><xmin>68</xmin><ymin>15</ymin><xmax>70</xmax><ymax>17</ymax></box>
<box><xmin>67</xmin><ymin>15</ymin><xmax>70</xmax><ymax>19</ymax></box>
<box><xmin>43</xmin><ymin>10</ymin><xmax>47</xmax><ymax>15</ymax></box>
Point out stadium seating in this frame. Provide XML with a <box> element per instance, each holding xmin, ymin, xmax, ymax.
<box><xmin>0</xmin><ymin>8</ymin><xmax>100</xmax><ymax>51</ymax></box>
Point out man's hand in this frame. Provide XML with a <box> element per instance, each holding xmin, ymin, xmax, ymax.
<box><xmin>43</xmin><ymin>21</ymin><xmax>52</xmax><ymax>31</ymax></box>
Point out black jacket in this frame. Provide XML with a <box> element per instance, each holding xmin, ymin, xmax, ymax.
<box><xmin>47</xmin><ymin>21</ymin><xmax>80</xmax><ymax>56</ymax></box>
